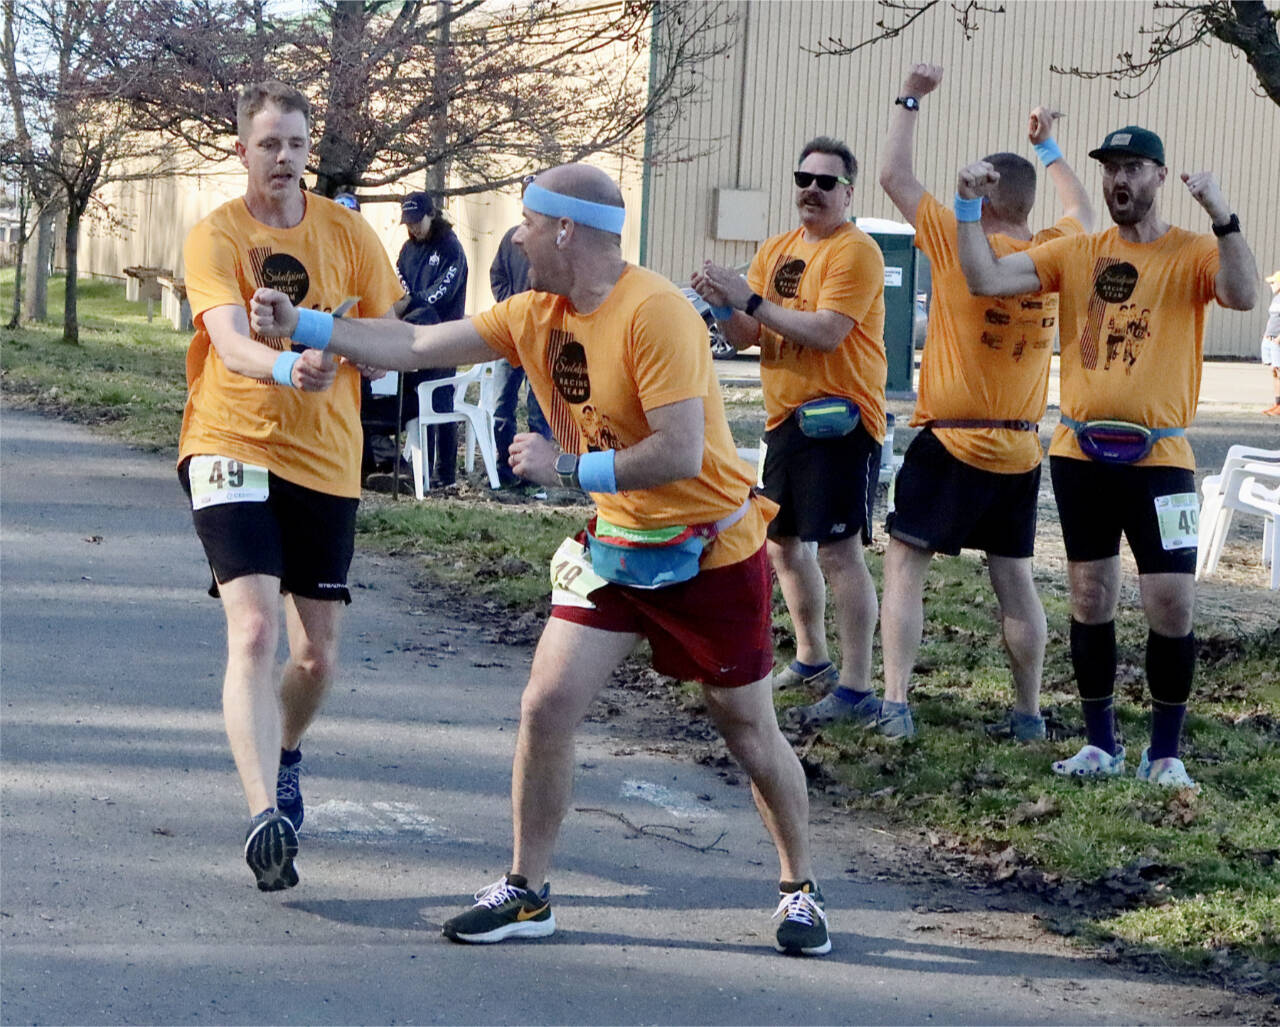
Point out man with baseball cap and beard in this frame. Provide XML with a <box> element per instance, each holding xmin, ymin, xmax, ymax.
<box><xmin>954</xmin><ymin>125</ymin><xmax>1258</xmax><ymax>789</ymax></box>
<box><xmin>249</xmin><ymin>162</ymin><xmax>833</xmax><ymax>957</ymax></box>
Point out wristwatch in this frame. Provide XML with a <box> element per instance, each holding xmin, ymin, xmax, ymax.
<box><xmin>894</xmin><ymin>96</ymin><xmax>920</xmax><ymax>112</ymax></box>
<box><xmin>554</xmin><ymin>452</ymin><xmax>580</xmax><ymax>489</ymax></box>
<box><xmin>1211</xmin><ymin>213</ymin><xmax>1241</xmax><ymax>238</ymax></box>
<box><xmin>745</xmin><ymin>292</ymin><xmax>764</xmax><ymax>317</ymax></box>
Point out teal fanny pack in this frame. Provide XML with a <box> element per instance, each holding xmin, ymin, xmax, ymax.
<box><xmin>794</xmin><ymin>397</ymin><xmax>861</xmax><ymax>439</ymax></box>
<box><xmin>584</xmin><ymin>499</ymin><xmax>753</xmax><ymax>590</ymax></box>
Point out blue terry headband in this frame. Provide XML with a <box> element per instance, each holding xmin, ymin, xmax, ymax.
<box><xmin>523</xmin><ymin>182</ymin><xmax>625</xmax><ymax>235</ymax></box>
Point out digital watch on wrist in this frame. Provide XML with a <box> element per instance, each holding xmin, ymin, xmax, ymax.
<box><xmin>745</xmin><ymin>292</ymin><xmax>764</xmax><ymax>317</ymax></box>
<box><xmin>894</xmin><ymin>96</ymin><xmax>920</xmax><ymax>112</ymax></box>
<box><xmin>554</xmin><ymin>452</ymin><xmax>580</xmax><ymax>489</ymax></box>
<box><xmin>1211</xmin><ymin>213</ymin><xmax>1240</xmax><ymax>238</ymax></box>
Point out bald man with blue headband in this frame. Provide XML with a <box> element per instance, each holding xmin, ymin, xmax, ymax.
<box><xmin>250</xmin><ymin>162</ymin><xmax>834</xmax><ymax>958</ymax></box>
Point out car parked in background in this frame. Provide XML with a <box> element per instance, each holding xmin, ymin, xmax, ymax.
<box><xmin>680</xmin><ymin>285</ymin><xmax>736</xmax><ymax>358</ymax></box>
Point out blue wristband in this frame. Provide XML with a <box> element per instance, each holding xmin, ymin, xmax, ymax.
<box><xmin>272</xmin><ymin>350</ymin><xmax>301</xmax><ymax>387</ymax></box>
<box><xmin>292</xmin><ymin>308</ymin><xmax>333</xmax><ymax>350</ymax></box>
<box><xmin>954</xmin><ymin>194</ymin><xmax>983</xmax><ymax>222</ymax></box>
<box><xmin>1033</xmin><ymin>138</ymin><xmax>1063</xmax><ymax>167</ymax></box>
<box><xmin>577</xmin><ymin>450</ymin><xmax>618</xmax><ymax>494</ymax></box>
<box><xmin>709</xmin><ymin>304</ymin><xmax>734</xmax><ymax>321</ymax></box>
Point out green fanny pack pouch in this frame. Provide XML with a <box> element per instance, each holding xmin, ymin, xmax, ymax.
<box><xmin>794</xmin><ymin>397</ymin><xmax>861</xmax><ymax>439</ymax></box>
<box><xmin>586</xmin><ymin>516</ymin><xmax>709</xmax><ymax>589</ymax></box>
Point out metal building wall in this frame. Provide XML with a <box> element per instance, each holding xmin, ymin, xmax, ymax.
<box><xmin>643</xmin><ymin>0</ymin><xmax>1280</xmax><ymax>358</ymax></box>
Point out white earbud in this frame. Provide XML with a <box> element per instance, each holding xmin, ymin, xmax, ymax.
<box><xmin>557</xmin><ymin>228</ymin><xmax>567</xmax><ymax>245</ymax></box>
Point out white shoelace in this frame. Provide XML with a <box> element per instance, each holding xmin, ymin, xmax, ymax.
<box><xmin>773</xmin><ymin>889</ymin><xmax>827</xmax><ymax>926</ymax></box>
<box><xmin>473</xmin><ymin>878</ymin><xmax>524</xmax><ymax>908</ymax></box>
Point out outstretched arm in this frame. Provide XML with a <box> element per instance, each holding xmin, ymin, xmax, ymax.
<box><xmin>1028</xmin><ymin>106</ymin><xmax>1094</xmax><ymax>232</ymax></box>
<box><xmin>251</xmin><ymin>288</ymin><xmax>499</xmax><ymax>370</ymax></box>
<box><xmin>954</xmin><ymin>161</ymin><xmax>1043</xmax><ymax>297</ymax></box>
<box><xmin>202</xmin><ymin>304</ymin><xmax>337</xmax><ymax>390</ymax></box>
<box><xmin>878</xmin><ymin>63</ymin><xmax>943</xmax><ymax>225</ymax></box>
<box><xmin>696</xmin><ymin>260</ymin><xmax>853</xmax><ymax>353</ymax></box>
<box><xmin>1181</xmin><ymin>171</ymin><xmax>1257</xmax><ymax>311</ymax></box>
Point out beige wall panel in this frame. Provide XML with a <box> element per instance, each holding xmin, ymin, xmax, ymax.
<box><xmin>645</xmin><ymin>0</ymin><xmax>1280</xmax><ymax>358</ymax></box>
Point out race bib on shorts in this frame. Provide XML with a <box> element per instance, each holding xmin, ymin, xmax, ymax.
<box><xmin>550</xmin><ymin>537</ymin><xmax>608</xmax><ymax>609</ymax></box>
<box><xmin>188</xmin><ymin>455</ymin><xmax>269</xmax><ymax>510</ymax></box>
<box><xmin>1153</xmin><ymin>492</ymin><xmax>1199</xmax><ymax>551</ymax></box>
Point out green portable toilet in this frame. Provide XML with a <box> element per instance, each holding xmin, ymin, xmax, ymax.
<box><xmin>856</xmin><ymin>217</ymin><xmax>918</xmax><ymax>396</ymax></box>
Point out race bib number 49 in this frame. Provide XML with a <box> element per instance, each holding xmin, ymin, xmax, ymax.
<box><xmin>188</xmin><ymin>455</ymin><xmax>269</xmax><ymax>510</ymax></box>
<box><xmin>1154</xmin><ymin>491</ymin><xmax>1199</xmax><ymax>551</ymax></box>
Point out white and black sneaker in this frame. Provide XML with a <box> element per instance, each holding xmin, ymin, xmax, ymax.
<box><xmin>244</xmin><ymin>808</ymin><xmax>299</xmax><ymax>892</ymax></box>
<box><xmin>773</xmin><ymin>881</ymin><xmax>831</xmax><ymax>956</ymax></box>
<box><xmin>441</xmin><ymin>874</ymin><xmax>555</xmax><ymax>944</ymax></box>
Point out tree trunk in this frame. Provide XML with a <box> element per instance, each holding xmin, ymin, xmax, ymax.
<box><xmin>7</xmin><ymin>186</ymin><xmax>28</xmax><ymax>328</ymax></box>
<box><xmin>62</xmin><ymin>207</ymin><xmax>80</xmax><ymax>344</ymax></box>
<box><xmin>24</xmin><ymin>211</ymin><xmax>52</xmax><ymax>321</ymax></box>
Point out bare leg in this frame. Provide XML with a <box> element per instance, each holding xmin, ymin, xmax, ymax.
<box><xmin>280</xmin><ymin>594</ymin><xmax>344</xmax><ymax>750</ymax></box>
<box><xmin>879</xmin><ymin>538</ymin><xmax>933</xmax><ymax>705</ymax></box>
<box><xmin>701</xmin><ymin>676</ymin><xmax>814</xmax><ymax>882</ymax></box>
<box><xmin>217</xmin><ymin>574</ymin><xmax>283</xmax><ymax>815</ymax></box>
<box><xmin>509</xmin><ymin>618</ymin><xmax>638</xmax><ymax>889</ymax></box>
<box><xmin>987</xmin><ymin>555</ymin><xmax>1047</xmax><ymax>716</ymax></box>
<box><xmin>817</xmin><ymin>535</ymin><xmax>878</xmax><ymax>691</ymax></box>
<box><xmin>768</xmin><ymin>536</ymin><xmax>829</xmax><ymax>667</ymax></box>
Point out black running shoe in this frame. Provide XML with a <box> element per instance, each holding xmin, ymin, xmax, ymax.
<box><xmin>773</xmin><ymin>881</ymin><xmax>831</xmax><ymax>956</ymax></box>
<box><xmin>244</xmin><ymin>809</ymin><xmax>299</xmax><ymax>892</ymax></box>
<box><xmin>441</xmin><ymin>874</ymin><xmax>555</xmax><ymax>944</ymax></box>
<box><xmin>276</xmin><ymin>752</ymin><xmax>304</xmax><ymax>831</ymax></box>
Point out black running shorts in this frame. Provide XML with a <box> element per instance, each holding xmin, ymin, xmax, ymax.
<box><xmin>761</xmin><ymin>416</ymin><xmax>879</xmax><ymax>543</ymax></box>
<box><xmin>1049</xmin><ymin>456</ymin><xmax>1197</xmax><ymax>574</ymax></box>
<box><xmin>886</xmin><ymin>428</ymin><xmax>1040</xmax><ymax>558</ymax></box>
<box><xmin>179</xmin><ymin>458</ymin><xmax>358</xmax><ymax>603</ymax></box>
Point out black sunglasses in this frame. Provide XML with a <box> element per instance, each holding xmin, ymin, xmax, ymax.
<box><xmin>793</xmin><ymin>171</ymin><xmax>850</xmax><ymax>190</ymax></box>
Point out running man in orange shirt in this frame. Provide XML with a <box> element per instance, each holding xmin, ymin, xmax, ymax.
<box><xmin>693</xmin><ymin>137</ymin><xmax>888</xmax><ymax>735</ymax></box>
<box><xmin>250</xmin><ymin>163</ymin><xmax>832</xmax><ymax>957</ymax></box>
<box><xmin>956</xmin><ymin>126</ymin><xmax>1258</xmax><ymax>788</ymax></box>
<box><xmin>178</xmin><ymin>81</ymin><xmax>404</xmax><ymax>890</ymax></box>
<box><xmin>820</xmin><ymin>63</ymin><xmax>1092</xmax><ymax>741</ymax></box>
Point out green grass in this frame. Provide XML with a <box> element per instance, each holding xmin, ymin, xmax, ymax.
<box><xmin>0</xmin><ymin>271</ymin><xmax>190</xmax><ymax>451</ymax></box>
<box><xmin>4</xmin><ymin>271</ymin><xmax>1278</xmax><ymax>976</ymax></box>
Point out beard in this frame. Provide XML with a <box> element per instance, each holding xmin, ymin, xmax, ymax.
<box><xmin>1106</xmin><ymin>189</ymin><xmax>1155</xmax><ymax>226</ymax></box>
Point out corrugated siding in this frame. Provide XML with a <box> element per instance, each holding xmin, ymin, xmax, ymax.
<box><xmin>644</xmin><ymin>0</ymin><xmax>1280</xmax><ymax>358</ymax></box>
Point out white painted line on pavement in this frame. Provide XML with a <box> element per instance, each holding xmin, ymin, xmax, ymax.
<box><xmin>621</xmin><ymin>779</ymin><xmax>724</xmax><ymax>820</ymax></box>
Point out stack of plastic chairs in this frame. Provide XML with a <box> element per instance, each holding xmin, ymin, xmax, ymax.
<box><xmin>1195</xmin><ymin>445</ymin><xmax>1280</xmax><ymax>588</ymax></box>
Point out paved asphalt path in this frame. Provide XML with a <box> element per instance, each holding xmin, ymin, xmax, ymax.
<box><xmin>0</xmin><ymin>407</ymin><xmax>1253</xmax><ymax>1025</ymax></box>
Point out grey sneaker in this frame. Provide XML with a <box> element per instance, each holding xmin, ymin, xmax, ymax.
<box><xmin>876</xmin><ymin>705</ymin><xmax>917</xmax><ymax>740</ymax></box>
<box><xmin>773</xmin><ymin>662</ymin><xmax>839</xmax><ymax>692</ymax></box>
<box><xmin>787</xmin><ymin>690</ymin><xmax>881</xmax><ymax>730</ymax></box>
<box><xmin>986</xmin><ymin>710</ymin><xmax>1047</xmax><ymax>743</ymax></box>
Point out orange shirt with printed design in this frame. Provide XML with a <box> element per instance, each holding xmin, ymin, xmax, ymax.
<box><xmin>747</xmin><ymin>222</ymin><xmax>887</xmax><ymax>439</ymax></box>
<box><xmin>471</xmin><ymin>264</ymin><xmax>772</xmax><ymax>569</ymax></box>
<box><xmin>1027</xmin><ymin>226</ymin><xmax>1219</xmax><ymax>470</ymax></box>
<box><xmin>179</xmin><ymin>197</ymin><xmax>403</xmax><ymax>498</ymax></box>
<box><xmin>913</xmin><ymin>192</ymin><xmax>1081</xmax><ymax>473</ymax></box>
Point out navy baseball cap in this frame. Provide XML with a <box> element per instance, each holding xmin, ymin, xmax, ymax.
<box><xmin>1088</xmin><ymin>125</ymin><xmax>1165</xmax><ymax>166</ymax></box>
<box><xmin>401</xmin><ymin>191</ymin><xmax>435</xmax><ymax>223</ymax></box>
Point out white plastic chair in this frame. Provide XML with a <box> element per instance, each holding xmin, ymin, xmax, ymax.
<box><xmin>1195</xmin><ymin>445</ymin><xmax>1280</xmax><ymax>581</ymax></box>
<box><xmin>1237</xmin><ymin>476</ymin><xmax>1279</xmax><ymax>589</ymax></box>
<box><xmin>403</xmin><ymin>362</ymin><xmax>502</xmax><ymax>496</ymax></box>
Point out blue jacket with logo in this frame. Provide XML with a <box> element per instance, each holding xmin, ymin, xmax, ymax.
<box><xmin>396</xmin><ymin>229</ymin><xmax>468</xmax><ymax>326</ymax></box>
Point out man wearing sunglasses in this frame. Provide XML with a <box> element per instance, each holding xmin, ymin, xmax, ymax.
<box><xmin>811</xmin><ymin>63</ymin><xmax>1094</xmax><ymax>743</ymax></box>
<box><xmin>693</xmin><ymin>137</ymin><xmax>887</xmax><ymax>734</ymax></box>
<box><xmin>956</xmin><ymin>126</ymin><xmax>1258</xmax><ymax>789</ymax></box>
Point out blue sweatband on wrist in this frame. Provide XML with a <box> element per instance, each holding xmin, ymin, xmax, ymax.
<box><xmin>1033</xmin><ymin>139</ymin><xmax>1063</xmax><ymax>167</ymax></box>
<box><xmin>954</xmin><ymin>194</ymin><xmax>984</xmax><ymax>222</ymax></box>
<box><xmin>292</xmin><ymin>308</ymin><xmax>333</xmax><ymax>350</ymax></box>
<box><xmin>523</xmin><ymin>183</ymin><xmax>625</xmax><ymax>235</ymax></box>
<box><xmin>709</xmin><ymin>304</ymin><xmax>733</xmax><ymax>320</ymax></box>
<box><xmin>272</xmin><ymin>350</ymin><xmax>301</xmax><ymax>387</ymax></box>
<box><xmin>577</xmin><ymin>450</ymin><xmax>618</xmax><ymax>494</ymax></box>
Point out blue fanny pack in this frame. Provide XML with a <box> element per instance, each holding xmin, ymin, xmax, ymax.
<box><xmin>1061</xmin><ymin>416</ymin><xmax>1185</xmax><ymax>464</ymax></box>
<box><xmin>794</xmin><ymin>397</ymin><xmax>861</xmax><ymax>439</ymax></box>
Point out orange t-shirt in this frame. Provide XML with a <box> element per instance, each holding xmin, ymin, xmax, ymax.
<box><xmin>1027</xmin><ymin>226</ymin><xmax>1220</xmax><ymax>469</ymax></box>
<box><xmin>178</xmin><ymin>195</ymin><xmax>403</xmax><ymax>497</ymax></box>
<box><xmin>471</xmin><ymin>264</ymin><xmax>772</xmax><ymax>569</ymax></box>
<box><xmin>913</xmin><ymin>192</ymin><xmax>1082</xmax><ymax>473</ymax></box>
<box><xmin>747</xmin><ymin>222</ymin><xmax>888</xmax><ymax>439</ymax></box>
